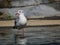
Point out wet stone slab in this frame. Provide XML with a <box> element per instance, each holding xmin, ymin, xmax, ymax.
<box><xmin>0</xmin><ymin>29</ymin><xmax>16</xmax><ymax>45</ymax></box>
<box><xmin>0</xmin><ymin>26</ymin><xmax>60</xmax><ymax>45</ymax></box>
<box><xmin>24</xmin><ymin>26</ymin><xmax>60</xmax><ymax>44</ymax></box>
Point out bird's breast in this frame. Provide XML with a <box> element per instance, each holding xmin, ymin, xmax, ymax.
<box><xmin>19</xmin><ymin>15</ymin><xmax>27</xmax><ymax>25</ymax></box>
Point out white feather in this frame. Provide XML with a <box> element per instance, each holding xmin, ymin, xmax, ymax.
<box><xmin>19</xmin><ymin>13</ymin><xmax>27</xmax><ymax>25</ymax></box>
<box><xmin>16</xmin><ymin>10</ymin><xmax>27</xmax><ymax>26</ymax></box>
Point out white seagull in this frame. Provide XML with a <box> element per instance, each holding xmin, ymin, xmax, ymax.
<box><xmin>15</xmin><ymin>10</ymin><xmax>27</xmax><ymax>38</ymax></box>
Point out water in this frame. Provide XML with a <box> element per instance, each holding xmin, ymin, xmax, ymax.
<box><xmin>0</xmin><ymin>26</ymin><xmax>60</xmax><ymax>45</ymax></box>
<box><xmin>26</xmin><ymin>43</ymin><xmax>60</xmax><ymax>45</ymax></box>
<box><xmin>16</xmin><ymin>26</ymin><xmax>60</xmax><ymax>45</ymax></box>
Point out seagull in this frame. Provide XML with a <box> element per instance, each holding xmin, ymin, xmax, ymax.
<box><xmin>15</xmin><ymin>10</ymin><xmax>27</xmax><ymax>38</ymax></box>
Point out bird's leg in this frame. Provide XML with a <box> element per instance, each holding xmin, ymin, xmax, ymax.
<box><xmin>18</xmin><ymin>28</ymin><xmax>25</xmax><ymax>38</ymax></box>
<box><xmin>21</xmin><ymin>28</ymin><xmax>25</xmax><ymax>38</ymax></box>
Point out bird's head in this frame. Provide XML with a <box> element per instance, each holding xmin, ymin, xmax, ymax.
<box><xmin>15</xmin><ymin>10</ymin><xmax>24</xmax><ymax>17</ymax></box>
<box><xmin>18</xmin><ymin>10</ymin><xmax>23</xmax><ymax>14</ymax></box>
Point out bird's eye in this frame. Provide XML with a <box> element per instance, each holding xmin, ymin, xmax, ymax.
<box><xmin>18</xmin><ymin>10</ymin><xmax>23</xmax><ymax>13</ymax></box>
<box><xmin>19</xmin><ymin>11</ymin><xmax>21</xmax><ymax>13</ymax></box>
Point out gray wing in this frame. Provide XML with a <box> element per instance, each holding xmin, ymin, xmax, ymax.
<box><xmin>15</xmin><ymin>18</ymin><xmax>21</xmax><ymax>26</ymax></box>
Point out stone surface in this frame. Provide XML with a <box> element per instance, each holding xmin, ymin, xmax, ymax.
<box><xmin>0</xmin><ymin>0</ymin><xmax>60</xmax><ymax>17</ymax></box>
<box><xmin>0</xmin><ymin>26</ymin><xmax>60</xmax><ymax>45</ymax></box>
<box><xmin>24</xmin><ymin>26</ymin><xmax>60</xmax><ymax>44</ymax></box>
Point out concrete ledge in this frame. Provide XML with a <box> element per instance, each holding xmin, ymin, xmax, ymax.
<box><xmin>0</xmin><ymin>20</ymin><xmax>15</xmax><ymax>27</ymax></box>
<box><xmin>27</xmin><ymin>20</ymin><xmax>60</xmax><ymax>26</ymax></box>
<box><xmin>0</xmin><ymin>19</ymin><xmax>60</xmax><ymax>28</ymax></box>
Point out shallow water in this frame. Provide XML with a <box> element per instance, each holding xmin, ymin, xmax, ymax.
<box><xmin>0</xmin><ymin>26</ymin><xmax>60</xmax><ymax>45</ymax></box>
<box><xmin>16</xmin><ymin>26</ymin><xmax>60</xmax><ymax>45</ymax></box>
